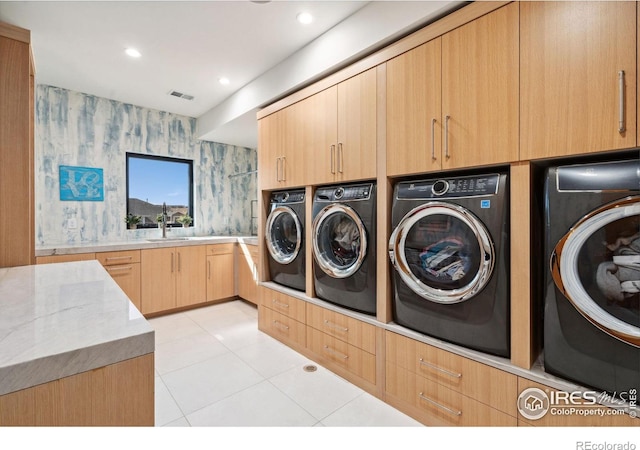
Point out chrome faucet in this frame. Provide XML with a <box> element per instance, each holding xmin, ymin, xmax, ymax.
<box><xmin>162</xmin><ymin>202</ymin><xmax>167</xmax><ymax>238</ymax></box>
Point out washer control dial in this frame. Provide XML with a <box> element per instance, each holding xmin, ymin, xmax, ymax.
<box><xmin>432</xmin><ymin>180</ymin><xmax>449</xmax><ymax>196</ymax></box>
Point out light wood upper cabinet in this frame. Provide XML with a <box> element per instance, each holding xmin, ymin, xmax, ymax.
<box><xmin>387</xmin><ymin>39</ymin><xmax>442</xmax><ymax>177</ymax></box>
<box><xmin>386</xmin><ymin>3</ymin><xmax>519</xmax><ymax>176</ymax></box>
<box><xmin>258</xmin><ymin>103</ymin><xmax>306</xmax><ymax>190</ymax></box>
<box><xmin>441</xmin><ymin>2</ymin><xmax>519</xmax><ymax>169</ymax></box>
<box><xmin>307</xmin><ymin>68</ymin><xmax>377</xmax><ymax>185</ymax></box>
<box><xmin>520</xmin><ymin>1</ymin><xmax>637</xmax><ymax>159</ymax></box>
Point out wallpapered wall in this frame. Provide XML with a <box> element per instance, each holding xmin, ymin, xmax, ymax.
<box><xmin>36</xmin><ymin>85</ymin><xmax>257</xmax><ymax>247</ymax></box>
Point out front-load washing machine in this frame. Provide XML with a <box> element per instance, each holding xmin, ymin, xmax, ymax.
<box><xmin>389</xmin><ymin>172</ymin><xmax>510</xmax><ymax>357</ymax></box>
<box><xmin>544</xmin><ymin>158</ymin><xmax>640</xmax><ymax>395</ymax></box>
<box><xmin>265</xmin><ymin>189</ymin><xmax>306</xmax><ymax>292</ymax></box>
<box><xmin>312</xmin><ymin>182</ymin><xmax>377</xmax><ymax>315</ymax></box>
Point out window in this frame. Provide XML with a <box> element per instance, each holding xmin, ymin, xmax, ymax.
<box><xmin>126</xmin><ymin>153</ymin><xmax>194</xmax><ymax>228</ymax></box>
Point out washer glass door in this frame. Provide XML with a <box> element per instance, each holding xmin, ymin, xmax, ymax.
<box><xmin>389</xmin><ymin>202</ymin><xmax>494</xmax><ymax>304</ymax></box>
<box><xmin>313</xmin><ymin>204</ymin><xmax>367</xmax><ymax>279</ymax></box>
<box><xmin>552</xmin><ymin>196</ymin><xmax>640</xmax><ymax>347</ymax></box>
<box><xmin>265</xmin><ymin>206</ymin><xmax>301</xmax><ymax>264</ymax></box>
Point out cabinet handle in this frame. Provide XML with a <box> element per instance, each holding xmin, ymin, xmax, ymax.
<box><xmin>178</xmin><ymin>252</ymin><xmax>181</xmax><ymax>272</ymax></box>
<box><xmin>418</xmin><ymin>392</ymin><xmax>462</xmax><ymax>416</ymax></box>
<box><xmin>330</xmin><ymin>145</ymin><xmax>336</xmax><ymax>174</ymax></box>
<box><xmin>208</xmin><ymin>260</ymin><xmax>211</xmax><ymax>279</ymax></box>
<box><xmin>338</xmin><ymin>143</ymin><xmax>344</xmax><ymax>173</ymax></box>
<box><xmin>419</xmin><ymin>358</ymin><xmax>462</xmax><ymax>379</ymax></box>
<box><xmin>105</xmin><ymin>256</ymin><xmax>132</xmax><ymax>262</ymax></box>
<box><xmin>276</xmin><ymin>156</ymin><xmax>281</xmax><ymax>182</ymax></box>
<box><xmin>273</xmin><ymin>320</ymin><xmax>289</xmax><ymax>331</ymax></box>
<box><xmin>323</xmin><ymin>320</ymin><xmax>348</xmax><ymax>333</ymax></box>
<box><xmin>444</xmin><ymin>115</ymin><xmax>451</xmax><ymax>159</ymax></box>
<box><xmin>171</xmin><ymin>253</ymin><xmax>174</xmax><ymax>273</ymax></box>
<box><xmin>323</xmin><ymin>345</ymin><xmax>348</xmax><ymax>360</ymax></box>
<box><xmin>272</xmin><ymin>299</ymin><xmax>289</xmax><ymax>309</ymax></box>
<box><xmin>106</xmin><ymin>265</ymin><xmax>132</xmax><ymax>272</ymax></box>
<box><xmin>431</xmin><ymin>118</ymin><xmax>437</xmax><ymax>161</ymax></box>
<box><xmin>618</xmin><ymin>70</ymin><xmax>626</xmax><ymax>133</ymax></box>
<box><xmin>281</xmin><ymin>156</ymin><xmax>286</xmax><ymax>181</ymax></box>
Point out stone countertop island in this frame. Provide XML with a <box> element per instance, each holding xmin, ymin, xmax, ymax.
<box><xmin>0</xmin><ymin>260</ymin><xmax>155</xmax><ymax>426</ymax></box>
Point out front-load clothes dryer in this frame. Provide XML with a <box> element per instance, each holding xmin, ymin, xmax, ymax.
<box><xmin>389</xmin><ymin>172</ymin><xmax>510</xmax><ymax>357</ymax></box>
<box><xmin>265</xmin><ymin>189</ymin><xmax>306</xmax><ymax>292</ymax></box>
<box><xmin>312</xmin><ymin>182</ymin><xmax>376</xmax><ymax>315</ymax></box>
<box><xmin>544</xmin><ymin>158</ymin><xmax>640</xmax><ymax>395</ymax></box>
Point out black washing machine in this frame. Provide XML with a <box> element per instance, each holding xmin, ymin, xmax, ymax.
<box><xmin>543</xmin><ymin>158</ymin><xmax>640</xmax><ymax>395</ymax></box>
<box><xmin>389</xmin><ymin>172</ymin><xmax>510</xmax><ymax>357</ymax></box>
<box><xmin>265</xmin><ymin>189</ymin><xmax>306</xmax><ymax>292</ymax></box>
<box><xmin>312</xmin><ymin>182</ymin><xmax>377</xmax><ymax>315</ymax></box>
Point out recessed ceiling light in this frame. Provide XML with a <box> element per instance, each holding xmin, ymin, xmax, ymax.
<box><xmin>125</xmin><ymin>48</ymin><xmax>141</xmax><ymax>58</ymax></box>
<box><xmin>297</xmin><ymin>12</ymin><xmax>313</xmax><ymax>25</ymax></box>
<box><xmin>219</xmin><ymin>77</ymin><xmax>230</xmax><ymax>86</ymax></box>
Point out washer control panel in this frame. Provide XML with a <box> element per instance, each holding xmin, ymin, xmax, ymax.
<box><xmin>397</xmin><ymin>174</ymin><xmax>500</xmax><ymax>199</ymax></box>
<box><xmin>315</xmin><ymin>183</ymin><xmax>373</xmax><ymax>202</ymax></box>
<box><xmin>271</xmin><ymin>190</ymin><xmax>305</xmax><ymax>204</ymax></box>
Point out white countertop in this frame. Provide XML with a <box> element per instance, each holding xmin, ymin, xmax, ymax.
<box><xmin>0</xmin><ymin>260</ymin><xmax>155</xmax><ymax>396</ymax></box>
<box><xmin>35</xmin><ymin>235</ymin><xmax>259</xmax><ymax>256</ymax></box>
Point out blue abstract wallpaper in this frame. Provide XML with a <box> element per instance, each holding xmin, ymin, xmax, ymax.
<box><xmin>36</xmin><ymin>85</ymin><xmax>257</xmax><ymax>246</ymax></box>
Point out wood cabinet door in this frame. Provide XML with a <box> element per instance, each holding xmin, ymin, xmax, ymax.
<box><xmin>441</xmin><ymin>2</ymin><xmax>519</xmax><ymax>169</ymax></box>
<box><xmin>207</xmin><ymin>253</ymin><xmax>236</xmax><ymax>301</ymax></box>
<box><xmin>386</xmin><ymin>39</ymin><xmax>442</xmax><ymax>177</ymax></box>
<box><xmin>258</xmin><ymin>111</ymin><xmax>283</xmax><ymax>190</ymax></box>
<box><xmin>521</xmin><ymin>1</ymin><xmax>636</xmax><ymax>159</ymax></box>
<box><xmin>337</xmin><ymin>68</ymin><xmax>377</xmax><ymax>182</ymax></box>
<box><xmin>104</xmin><ymin>263</ymin><xmax>141</xmax><ymax>311</ymax></box>
<box><xmin>176</xmin><ymin>245</ymin><xmax>206</xmax><ymax>307</ymax></box>
<box><xmin>141</xmin><ymin>247</ymin><xmax>176</xmax><ymax>314</ymax></box>
<box><xmin>237</xmin><ymin>245</ymin><xmax>258</xmax><ymax>304</ymax></box>
<box><xmin>303</xmin><ymin>86</ymin><xmax>338</xmax><ymax>185</ymax></box>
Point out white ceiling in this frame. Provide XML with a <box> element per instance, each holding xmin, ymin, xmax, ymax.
<box><xmin>0</xmin><ymin>0</ymin><xmax>462</xmax><ymax>149</ymax></box>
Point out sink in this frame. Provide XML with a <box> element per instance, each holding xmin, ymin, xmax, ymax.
<box><xmin>146</xmin><ymin>237</ymin><xmax>190</xmax><ymax>242</ymax></box>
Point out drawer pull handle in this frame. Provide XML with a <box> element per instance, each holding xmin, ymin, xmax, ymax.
<box><xmin>272</xmin><ymin>299</ymin><xmax>289</xmax><ymax>309</ymax></box>
<box><xmin>273</xmin><ymin>320</ymin><xmax>289</xmax><ymax>331</ymax></box>
<box><xmin>323</xmin><ymin>320</ymin><xmax>348</xmax><ymax>332</ymax></box>
<box><xmin>418</xmin><ymin>392</ymin><xmax>462</xmax><ymax>417</ymax></box>
<box><xmin>323</xmin><ymin>345</ymin><xmax>348</xmax><ymax>360</ymax></box>
<box><xmin>105</xmin><ymin>256</ymin><xmax>133</xmax><ymax>262</ymax></box>
<box><xmin>106</xmin><ymin>266</ymin><xmax>132</xmax><ymax>272</ymax></box>
<box><xmin>419</xmin><ymin>358</ymin><xmax>462</xmax><ymax>379</ymax></box>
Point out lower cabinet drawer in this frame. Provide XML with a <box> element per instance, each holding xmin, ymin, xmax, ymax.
<box><xmin>259</xmin><ymin>288</ymin><xmax>306</xmax><ymax>322</ymax></box>
<box><xmin>385</xmin><ymin>363</ymin><xmax>517</xmax><ymax>427</ymax></box>
<box><xmin>386</xmin><ymin>331</ymin><xmax>517</xmax><ymax>416</ymax></box>
<box><xmin>306</xmin><ymin>303</ymin><xmax>376</xmax><ymax>354</ymax></box>
<box><xmin>307</xmin><ymin>327</ymin><xmax>376</xmax><ymax>385</ymax></box>
<box><xmin>258</xmin><ymin>305</ymin><xmax>306</xmax><ymax>349</ymax></box>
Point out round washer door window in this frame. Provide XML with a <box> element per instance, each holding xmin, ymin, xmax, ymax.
<box><xmin>389</xmin><ymin>202</ymin><xmax>495</xmax><ymax>304</ymax></box>
<box><xmin>551</xmin><ymin>196</ymin><xmax>640</xmax><ymax>347</ymax></box>
<box><xmin>265</xmin><ymin>206</ymin><xmax>302</xmax><ymax>265</ymax></box>
<box><xmin>312</xmin><ymin>204</ymin><xmax>367</xmax><ymax>279</ymax></box>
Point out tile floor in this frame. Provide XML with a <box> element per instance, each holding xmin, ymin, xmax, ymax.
<box><xmin>149</xmin><ymin>299</ymin><xmax>423</xmax><ymax>427</ymax></box>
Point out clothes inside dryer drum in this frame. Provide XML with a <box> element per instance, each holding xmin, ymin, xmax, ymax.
<box><xmin>319</xmin><ymin>213</ymin><xmax>361</xmax><ymax>269</ymax></box>
<box><xmin>405</xmin><ymin>214</ymin><xmax>482</xmax><ymax>291</ymax></box>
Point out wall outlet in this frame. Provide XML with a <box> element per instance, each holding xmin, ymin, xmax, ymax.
<box><xmin>68</xmin><ymin>218</ymin><xmax>77</xmax><ymax>229</ymax></box>
<box><xmin>223</xmin><ymin>217</ymin><xmax>229</xmax><ymax>226</ymax></box>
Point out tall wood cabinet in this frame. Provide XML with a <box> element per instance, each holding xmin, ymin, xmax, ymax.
<box><xmin>0</xmin><ymin>22</ymin><xmax>34</xmax><ymax>267</ymax></box>
<box><xmin>386</xmin><ymin>3</ymin><xmax>519</xmax><ymax>176</ymax></box>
